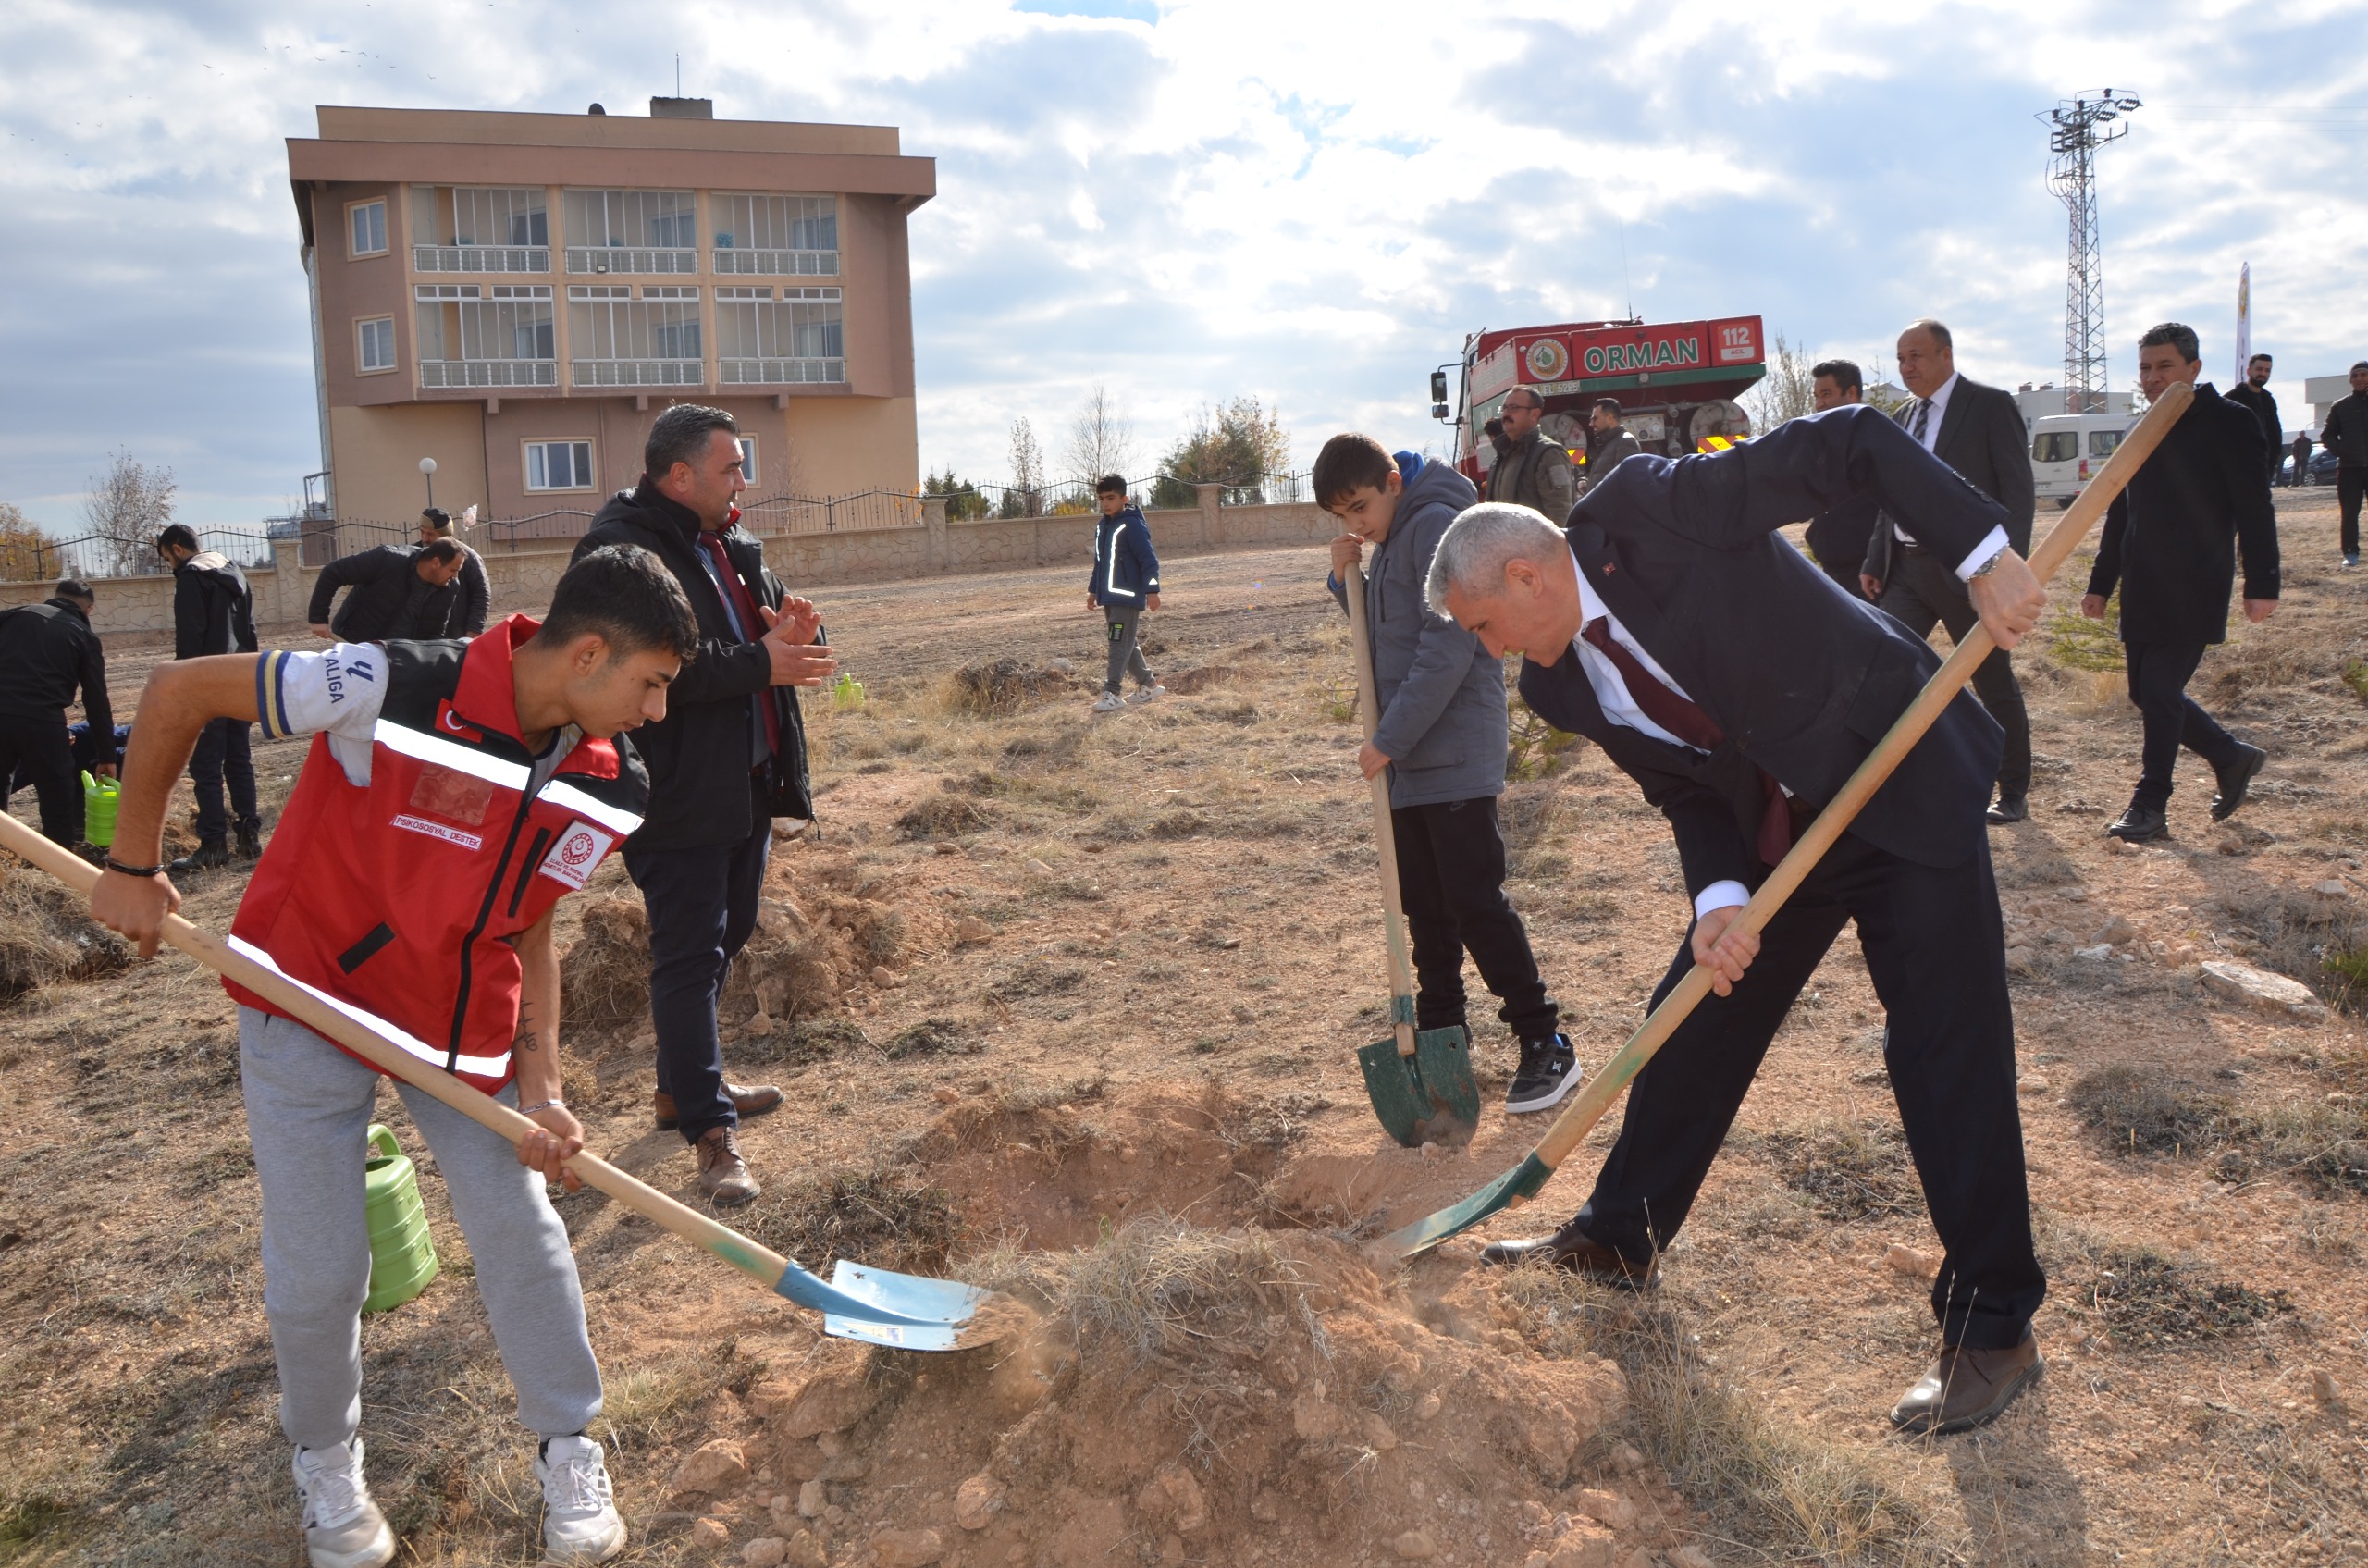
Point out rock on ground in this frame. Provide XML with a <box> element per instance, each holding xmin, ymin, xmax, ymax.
<box><xmin>2199</xmin><ymin>959</ymin><xmax>2331</xmax><ymax>1019</ymax></box>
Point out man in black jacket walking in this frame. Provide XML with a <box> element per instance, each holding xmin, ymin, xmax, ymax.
<box><xmin>307</xmin><ymin>539</ymin><xmax>469</xmax><ymax>642</ymax></box>
<box><xmin>2323</xmin><ymin>362</ymin><xmax>2368</xmax><ymax>567</ymax></box>
<box><xmin>1803</xmin><ymin>359</ymin><xmax>1880</xmax><ymax>598</ymax></box>
<box><xmin>2224</xmin><ymin>352</ymin><xmax>2282</xmax><ymax>488</ymax></box>
<box><xmin>571</xmin><ymin>405</ymin><xmax>835</xmax><ymax>1205</ymax></box>
<box><xmin>1428</xmin><ymin>404</ymin><xmax>2050</xmax><ymax>1435</ymax></box>
<box><xmin>0</xmin><ymin>578</ymin><xmax>115</xmax><ymax>847</ymax></box>
<box><xmin>1859</xmin><ymin>320</ymin><xmax>2037</xmax><ymax>824</ymax></box>
<box><xmin>156</xmin><ymin>524</ymin><xmax>260</xmax><ymax>869</ymax></box>
<box><xmin>2083</xmin><ymin>324</ymin><xmax>2281</xmax><ymax>842</ymax></box>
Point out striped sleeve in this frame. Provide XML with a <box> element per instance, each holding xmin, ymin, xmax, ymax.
<box><xmin>253</xmin><ymin>644</ymin><xmax>388</xmax><ymax>744</ymax></box>
<box><xmin>254</xmin><ymin>649</ymin><xmax>297</xmax><ymax>740</ymax></box>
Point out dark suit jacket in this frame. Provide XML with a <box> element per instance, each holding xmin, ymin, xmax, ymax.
<box><xmin>308</xmin><ymin>544</ymin><xmax>461</xmax><ymax>642</ymax></box>
<box><xmin>2224</xmin><ymin>381</ymin><xmax>2281</xmax><ymax>480</ymax></box>
<box><xmin>1863</xmin><ymin>376</ymin><xmax>2035</xmax><ymax>585</ymax></box>
<box><xmin>2087</xmin><ymin>383</ymin><xmax>2280</xmax><ymax>647</ymax></box>
<box><xmin>1516</xmin><ymin>405</ymin><xmax>2008</xmax><ymax>905</ymax></box>
<box><xmin>1805</xmin><ymin>490</ymin><xmax>1881</xmax><ymax>584</ymax></box>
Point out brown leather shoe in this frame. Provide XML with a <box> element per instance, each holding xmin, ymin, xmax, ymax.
<box><xmin>1889</xmin><ymin>1331</ymin><xmax>2043</xmax><ymax>1435</ymax></box>
<box><xmin>695</xmin><ymin>1126</ymin><xmax>760</xmax><ymax>1207</ymax></box>
<box><xmin>654</xmin><ymin>1082</ymin><xmax>785</xmax><ymax>1131</ymax></box>
<box><xmin>1478</xmin><ymin>1219</ymin><xmax>1657</xmax><ymax>1289</ymax></box>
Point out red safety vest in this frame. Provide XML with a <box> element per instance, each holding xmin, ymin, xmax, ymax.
<box><xmin>226</xmin><ymin>616</ymin><xmax>648</xmax><ymax>1093</ymax></box>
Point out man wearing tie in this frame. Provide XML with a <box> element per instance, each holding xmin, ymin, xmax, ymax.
<box><xmin>1427</xmin><ymin>403</ymin><xmax>2050</xmax><ymax>1436</ymax></box>
<box><xmin>1859</xmin><ymin>320</ymin><xmax>2037</xmax><ymax>824</ymax></box>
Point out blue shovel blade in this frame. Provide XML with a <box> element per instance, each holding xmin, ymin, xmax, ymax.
<box><xmin>771</xmin><ymin>1259</ymin><xmax>985</xmax><ymax>1352</ymax></box>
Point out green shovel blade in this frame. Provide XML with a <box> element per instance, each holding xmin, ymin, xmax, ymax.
<box><xmin>1379</xmin><ymin>1150</ymin><xmax>1555</xmax><ymax>1259</ymax></box>
<box><xmin>1358</xmin><ymin>1025</ymin><xmax>1481</xmax><ymax>1147</ymax></box>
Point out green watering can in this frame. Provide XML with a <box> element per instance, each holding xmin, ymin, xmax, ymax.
<box><xmin>363</xmin><ymin>1124</ymin><xmax>439</xmax><ymax>1314</ymax></box>
<box><xmin>80</xmin><ymin>772</ymin><xmax>119</xmax><ymax>848</ymax></box>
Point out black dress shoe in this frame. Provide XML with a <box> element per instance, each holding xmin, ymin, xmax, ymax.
<box><xmin>2106</xmin><ymin>799</ymin><xmax>2168</xmax><ymax>842</ymax></box>
<box><xmin>1985</xmin><ymin>794</ymin><xmax>2029</xmax><ymax>825</ymax></box>
<box><xmin>2210</xmin><ymin>744</ymin><xmax>2267</xmax><ymax>821</ymax></box>
<box><xmin>1889</xmin><ymin>1331</ymin><xmax>2043</xmax><ymax>1435</ymax></box>
<box><xmin>167</xmin><ymin>838</ymin><xmax>231</xmax><ymax>874</ymax></box>
<box><xmin>1479</xmin><ymin>1219</ymin><xmax>1656</xmax><ymax>1289</ymax></box>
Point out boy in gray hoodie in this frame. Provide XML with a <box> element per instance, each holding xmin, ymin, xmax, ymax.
<box><xmin>1318</xmin><ymin>434</ymin><xmax>1580</xmax><ymax>1113</ymax></box>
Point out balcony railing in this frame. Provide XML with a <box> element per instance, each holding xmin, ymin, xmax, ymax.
<box><xmin>572</xmin><ymin>359</ymin><xmax>704</xmax><ymax>388</ymax></box>
<box><xmin>565</xmin><ymin>247</ymin><xmax>697</xmax><ymax>276</ymax></box>
<box><xmin>712</xmin><ymin>249</ymin><xmax>840</xmax><ymax>277</ymax></box>
<box><xmin>721</xmin><ymin>358</ymin><xmax>846</xmax><ymax>386</ymax></box>
<box><xmin>414</xmin><ymin>244</ymin><xmax>550</xmax><ymax>274</ymax></box>
<box><xmin>421</xmin><ymin>359</ymin><xmax>558</xmax><ymax>388</ymax></box>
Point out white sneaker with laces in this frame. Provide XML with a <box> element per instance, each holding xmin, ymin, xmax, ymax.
<box><xmin>535</xmin><ymin>1434</ymin><xmax>626</xmax><ymax>1564</ymax></box>
<box><xmin>1090</xmin><ymin>691</ymin><xmax>1127</xmax><ymax>714</ymax></box>
<box><xmin>1127</xmin><ymin>684</ymin><xmax>1166</xmax><ymax>705</ymax></box>
<box><xmin>292</xmin><ymin>1439</ymin><xmax>396</xmax><ymax>1568</ymax></box>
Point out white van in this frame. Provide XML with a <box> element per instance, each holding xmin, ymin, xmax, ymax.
<box><xmin>2030</xmin><ymin>413</ymin><xmax>2132</xmax><ymax>508</ymax></box>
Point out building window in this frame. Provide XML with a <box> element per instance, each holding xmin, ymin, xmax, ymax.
<box><xmin>566</xmin><ymin>284</ymin><xmax>704</xmax><ymax>387</ymax></box>
<box><xmin>716</xmin><ymin>286</ymin><xmax>845</xmax><ymax>385</ymax></box>
<box><xmin>561</xmin><ymin>189</ymin><xmax>698</xmax><ymax>275</ymax></box>
<box><xmin>525</xmin><ymin>440</ymin><xmax>596</xmax><ymax>492</ymax></box>
<box><xmin>414</xmin><ymin>284</ymin><xmax>558</xmax><ymax>387</ymax></box>
<box><xmin>737</xmin><ymin>437</ymin><xmax>760</xmax><ymax>489</ymax></box>
<box><xmin>356</xmin><ymin>316</ymin><xmax>396</xmax><ymax>374</ymax></box>
<box><xmin>349</xmin><ymin>199</ymin><xmax>388</xmax><ymax>258</ymax></box>
<box><xmin>712</xmin><ymin>194</ymin><xmax>840</xmax><ymax>276</ymax></box>
<box><xmin>410</xmin><ymin>186</ymin><xmax>551</xmax><ymax>273</ymax></box>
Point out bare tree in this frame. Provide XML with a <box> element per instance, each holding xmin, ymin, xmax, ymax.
<box><xmin>1745</xmin><ymin>331</ymin><xmax>1818</xmax><ymax>433</ymax></box>
<box><xmin>1006</xmin><ymin>416</ymin><xmax>1046</xmax><ymax>518</ymax></box>
<box><xmin>82</xmin><ymin>451</ymin><xmax>178</xmax><ymax>576</ymax></box>
<box><xmin>1063</xmin><ymin>382</ymin><xmax>1135</xmax><ymax>493</ymax></box>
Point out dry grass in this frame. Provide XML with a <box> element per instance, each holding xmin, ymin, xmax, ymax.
<box><xmin>1749</xmin><ymin>1119</ymin><xmax>1924</xmax><ymax>1223</ymax></box>
<box><xmin>2069</xmin><ymin>1064</ymin><xmax>2368</xmax><ymax>1191</ymax></box>
<box><xmin>958</xmin><ymin>1217</ymin><xmax>1309</xmax><ymax>1364</ymax></box>
<box><xmin>0</xmin><ymin>861</ymin><xmax>129</xmax><ymax>1000</ymax></box>
<box><xmin>558</xmin><ymin>895</ymin><xmax>648</xmax><ymax>1032</ymax></box>
<box><xmin>742</xmin><ymin>1166</ymin><xmax>965</xmax><ymax>1276</ymax></box>
<box><xmin>944</xmin><ymin>659</ymin><xmax>1084</xmax><ymax>717</ymax></box>
<box><xmin>2057</xmin><ymin>1243</ymin><xmax>2293</xmax><ymax>1351</ymax></box>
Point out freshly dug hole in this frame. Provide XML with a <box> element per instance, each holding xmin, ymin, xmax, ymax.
<box><xmin>0</xmin><ymin>863</ymin><xmax>130</xmax><ymax>1000</ymax></box>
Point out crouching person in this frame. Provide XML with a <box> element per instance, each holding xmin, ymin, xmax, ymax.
<box><xmin>91</xmin><ymin>546</ymin><xmax>699</xmax><ymax>1567</ymax></box>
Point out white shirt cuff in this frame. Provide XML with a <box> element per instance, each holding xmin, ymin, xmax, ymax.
<box><xmin>1953</xmin><ymin>525</ymin><xmax>2011</xmax><ymax>582</ymax></box>
<box><xmin>1693</xmin><ymin>881</ymin><xmax>1750</xmax><ymax>920</ymax></box>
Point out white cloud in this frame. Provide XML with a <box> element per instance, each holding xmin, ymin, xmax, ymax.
<box><xmin>1</xmin><ymin>0</ymin><xmax>2363</xmax><ymax>525</ymax></box>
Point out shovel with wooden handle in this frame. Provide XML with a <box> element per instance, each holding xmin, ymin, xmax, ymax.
<box><xmin>0</xmin><ymin>811</ymin><xmax>991</xmax><ymax>1351</ymax></box>
<box><xmin>1344</xmin><ymin>559</ymin><xmax>1482</xmax><ymax>1148</ymax></box>
<box><xmin>1382</xmin><ymin>379</ymin><xmax>2194</xmax><ymax>1258</ymax></box>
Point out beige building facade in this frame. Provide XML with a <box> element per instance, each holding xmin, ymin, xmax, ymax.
<box><xmin>288</xmin><ymin>101</ymin><xmax>933</xmax><ymax>526</ymax></box>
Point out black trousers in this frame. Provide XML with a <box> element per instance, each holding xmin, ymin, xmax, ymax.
<box><xmin>1878</xmin><ymin>545</ymin><xmax>2030</xmax><ymax>799</ymax></box>
<box><xmin>0</xmin><ymin>715</ymin><xmax>82</xmax><ymax>846</ymax></box>
<box><xmin>2339</xmin><ymin>467</ymin><xmax>2365</xmax><ymax>558</ymax></box>
<box><xmin>1819</xmin><ymin>558</ymin><xmax>1872</xmax><ymax>601</ymax></box>
<box><xmin>189</xmin><ymin>717</ymin><xmax>257</xmax><ymax>842</ymax></box>
<box><xmin>1390</xmin><ymin>796</ymin><xmax>1560</xmax><ymax>1043</ymax></box>
<box><xmin>623</xmin><ymin>773</ymin><xmax>771</xmax><ymax>1143</ymax></box>
<box><xmin>2124</xmin><ymin>641</ymin><xmax>2243</xmax><ymax>805</ymax></box>
<box><xmin>1568</xmin><ymin>830</ymin><xmax>2044</xmax><ymax>1350</ymax></box>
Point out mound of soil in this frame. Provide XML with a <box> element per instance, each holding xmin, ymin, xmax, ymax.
<box><xmin>949</xmin><ymin>660</ymin><xmax>1085</xmax><ymax>716</ymax></box>
<box><xmin>0</xmin><ymin>862</ymin><xmax>130</xmax><ymax>1000</ymax></box>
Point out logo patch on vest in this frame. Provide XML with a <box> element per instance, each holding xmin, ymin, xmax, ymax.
<box><xmin>391</xmin><ymin>813</ymin><xmax>486</xmax><ymax>851</ymax></box>
<box><xmin>537</xmin><ymin>820</ymin><xmax>616</xmax><ymax>891</ymax></box>
<box><xmin>409</xmin><ymin>761</ymin><xmax>493</xmax><ymax>825</ymax></box>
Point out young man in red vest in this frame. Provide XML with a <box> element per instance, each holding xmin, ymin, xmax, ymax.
<box><xmin>92</xmin><ymin>545</ymin><xmax>697</xmax><ymax>1568</ymax></box>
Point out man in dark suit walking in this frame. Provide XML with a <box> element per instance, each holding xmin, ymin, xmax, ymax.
<box><xmin>2083</xmin><ymin>324</ymin><xmax>2279</xmax><ymax>842</ymax></box>
<box><xmin>1803</xmin><ymin>358</ymin><xmax>1880</xmax><ymax>598</ymax></box>
<box><xmin>1427</xmin><ymin>405</ymin><xmax>2050</xmax><ymax>1435</ymax></box>
<box><xmin>1859</xmin><ymin>319</ymin><xmax>2036</xmax><ymax>824</ymax></box>
<box><xmin>2223</xmin><ymin>353</ymin><xmax>2282</xmax><ymax>488</ymax></box>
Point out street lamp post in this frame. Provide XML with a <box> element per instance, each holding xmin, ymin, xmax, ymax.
<box><xmin>419</xmin><ymin>456</ymin><xmax>438</xmax><ymax>512</ymax></box>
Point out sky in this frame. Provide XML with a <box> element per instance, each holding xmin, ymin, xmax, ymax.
<box><xmin>2</xmin><ymin>0</ymin><xmax>2365</xmax><ymax>527</ymax></box>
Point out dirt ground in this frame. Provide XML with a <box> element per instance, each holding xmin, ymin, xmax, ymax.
<box><xmin>3</xmin><ymin>486</ymin><xmax>2364</xmax><ymax>1567</ymax></box>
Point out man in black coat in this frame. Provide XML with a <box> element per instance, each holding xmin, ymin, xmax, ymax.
<box><xmin>1860</xmin><ymin>319</ymin><xmax>2037</xmax><ymax>824</ymax></box>
<box><xmin>1802</xmin><ymin>358</ymin><xmax>1880</xmax><ymax>599</ymax></box>
<box><xmin>0</xmin><ymin>578</ymin><xmax>115</xmax><ymax>847</ymax></box>
<box><xmin>2223</xmin><ymin>352</ymin><xmax>2282</xmax><ymax>488</ymax></box>
<box><xmin>2324</xmin><ymin>362</ymin><xmax>2368</xmax><ymax>566</ymax></box>
<box><xmin>571</xmin><ymin>405</ymin><xmax>835</xmax><ymax>1206</ymax></box>
<box><xmin>2083</xmin><ymin>324</ymin><xmax>2280</xmax><ymax>842</ymax></box>
<box><xmin>156</xmin><ymin>524</ymin><xmax>260</xmax><ymax>869</ymax></box>
<box><xmin>418</xmin><ymin>507</ymin><xmax>491</xmax><ymax>634</ymax></box>
<box><xmin>1428</xmin><ymin>405</ymin><xmax>2051</xmax><ymax>1435</ymax></box>
<box><xmin>306</xmin><ymin>539</ymin><xmax>469</xmax><ymax>642</ymax></box>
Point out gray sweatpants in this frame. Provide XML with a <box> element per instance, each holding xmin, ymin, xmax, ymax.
<box><xmin>1103</xmin><ymin>603</ymin><xmax>1155</xmax><ymax>696</ymax></box>
<box><xmin>239</xmin><ymin>1006</ymin><xmax>603</xmax><ymax>1450</ymax></box>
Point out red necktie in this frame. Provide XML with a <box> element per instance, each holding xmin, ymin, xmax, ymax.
<box><xmin>698</xmin><ymin>533</ymin><xmax>782</xmax><ymax>764</ymax></box>
<box><xmin>1580</xmin><ymin>619</ymin><xmax>1795</xmax><ymax>867</ymax></box>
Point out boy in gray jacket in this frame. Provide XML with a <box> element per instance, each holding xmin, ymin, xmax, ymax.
<box><xmin>1318</xmin><ymin>434</ymin><xmax>1580</xmax><ymax>1113</ymax></box>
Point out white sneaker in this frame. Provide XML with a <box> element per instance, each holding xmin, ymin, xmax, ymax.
<box><xmin>1090</xmin><ymin>692</ymin><xmax>1126</xmax><ymax>714</ymax></box>
<box><xmin>536</xmin><ymin>1434</ymin><xmax>626</xmax><ymax>1564</ymax></box>
<box><xmin>1127</xmin><ymin>684</ymin><xmax>1166</xmax><ymax>705</ymax></box>
<box><xmin>293</xmin><ymin>1440</ymin><xmax>396</xmax><ymax>1568</ymax></box>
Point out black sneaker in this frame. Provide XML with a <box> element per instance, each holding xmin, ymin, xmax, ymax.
<box><xmin>2209</xmin><ymin>744</ymin><xmax>2266</xmax><ymax>822</ymax></box>
<box><xmin>234</xmin><ymin>819</ymin><xmax>264</xmax><ymax>861</ymax></box>
<box><xmin>167</xmin><ymin>838</ymin><xmax>231</xmax><ymax>874</ymax></box>
<box><xmin>2105</xmin><ymin>798</ymin><xmax>2168</xmax><ymax>842</ymax></box>
<box><xmin>1506</xmin><ymin>1032</ymin><xmax>1582</xmax><ymax>1114</ymax></box>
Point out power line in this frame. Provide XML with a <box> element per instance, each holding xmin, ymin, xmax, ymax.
<box><xmin>2040</xmin><ymin>90</ymin><xmax>2140</xmax><ymax>416</ymax></box>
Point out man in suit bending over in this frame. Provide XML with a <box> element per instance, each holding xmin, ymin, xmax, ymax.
<box><xmin>1427</xmin><ymin>405</ymin><xmax>2050</xmax><ymax>1435</ymax></box>
<box><xmin>1860</xmin><ymin>319</ymin><xmax>2037</xmax><ymax>824</ymax></box>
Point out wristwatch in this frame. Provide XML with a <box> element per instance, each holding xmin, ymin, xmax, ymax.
<box><xmin>1968</xmin><ymin>549</ymin><xmax>2009</xmax><ymax>579</ymax></box>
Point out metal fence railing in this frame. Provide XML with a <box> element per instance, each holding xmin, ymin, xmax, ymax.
<box><xmin>0</xmin><ymin>526</ymin><xmax>276</xmax><ymax>585</ymax></box>
<box><xmin>924</xmin><ymin>470</ymin><xmax>1310</xmax><ymax>522</ymax></box>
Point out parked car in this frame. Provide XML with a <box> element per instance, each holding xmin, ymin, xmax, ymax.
<box><xmin>2030</xmin><ymin>413</ymin><xmax>2132</xmax><ymax>508</ymax></box>
<box><xmin>2304</xmin><ymin>447</ymin><xmax>2342</xmax><ymax>486</ymax></box>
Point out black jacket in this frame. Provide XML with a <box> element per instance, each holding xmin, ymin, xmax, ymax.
<box><xmin>1863</xmin><ymin>376</ymin><xmax>2036</xmax><ymax>584</ymax></box>
<box><xmin>2323</xmin><ymin>390</ymin><xmax>2368</xmax><ymax>469</ymax></box>
<box><xmin>172</xmin><ymin>551</ymin><xmax>257</xmax><ymax>661</ymax></box>
<box><xmin>308</xmin><ymin>545</ymin><xmax>462</xmax><ymax>642</ymax></box>
<box><xmin>571</xmin><ymin>484</ymin><xmax>813</xmax><ymax>851</ymax></box>
<box><xmin>450</xmin><ymin>547</ymin><xmax>490</xmax><ymax>635</ymax></box>
<box><xmin>0</xmin><ymin>597</ymin><xmax>114</xmax><ymax>752</ymax></box>
<box><xmin>1805</xmin><ymin>489</ymin><xmax>1881</xmax><ymax>584</ymax></box>
<box><xmin>1517</xmin><ymin>405</ymin><xmax>2007</xmax><ymax>903</ymax></box>
<box><xmin>2224</xmin><ymin>381</ymin><xmax>2282</xmax><ymax>480</ymax></box>
<box><xmin>2086</xmin><ymin>383</ymin><xmax>2279</xmax><ymax>647</ymax></box>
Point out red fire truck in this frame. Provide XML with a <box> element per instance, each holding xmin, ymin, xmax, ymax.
<box><xmin>1430</xmin><ymin>316</ymin><xmax>1770</xmax><ymax>485</ymax></box>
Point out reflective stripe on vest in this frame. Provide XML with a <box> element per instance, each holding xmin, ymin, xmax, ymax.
<box><xmin>229</xmin><ymin>933</ymin><xmax>515</xmax><ymax>1080</ymax></box>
